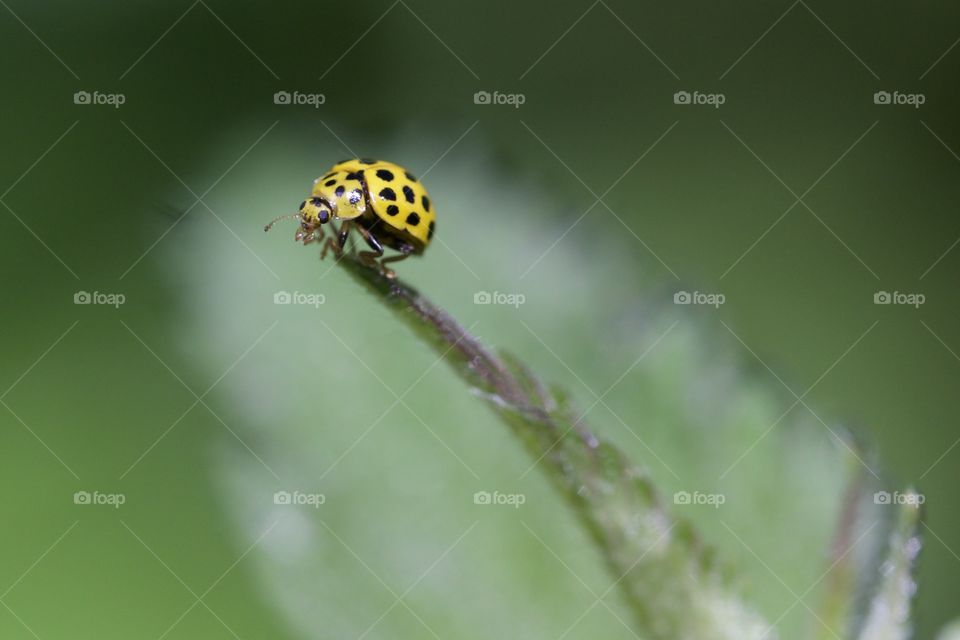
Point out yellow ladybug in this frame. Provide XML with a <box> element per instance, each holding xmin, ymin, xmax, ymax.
<box><xmin>266</xmin><ymin>158</ymin><xmax>435</xmax><ymax>277</ymax></box>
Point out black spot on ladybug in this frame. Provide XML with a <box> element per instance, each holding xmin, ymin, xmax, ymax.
<box><xmin>318</xmin><ymin>209</ymin><xmax>330</xmax><ymax>223</ymax></box>
<box><xmin>335</xmin><ymin>186</ymin><xmax>345</xmax><ymax>197</ymax></box>
<box><xmin>428</xmin><ymin>220</ymin><xmax>435</xmax><ymax>239</ymax></box>
<box><xmin>323</xmin><ymin>172</ymin><xmax>337</xmax><ymax>180</ymax></box>
<box><xmin>421</xmin><ymin>195</ymin><xmax>430</xmax><ymax>211</ymax></box>
<box><xmin>402</xmin><ymin>185</ymin><xmax>415</xmax><ymax>203</ymax></box>
<box><xmin>406</xmin><ymin>212</ymin><xmax>421</xmax><ymax>226</ymax></box>
<box><xmin>345</xmin><ymin>171</ymin><xmax>363</xmax><ymax>181</ymax></box>
<box><xmin>310</xmin><ymin>197</ymin><xmax>324</xmax><ymax>206</ymax></box>
<box><xmin>324</xmin><ymin>179</ymin><xmax>337</xmax><ymax>187</ymax></box>
<box><xmin>379</xmin><ymin>187</ymin><xmax>396</xmax><ymax>201</ymax></box>
<box><xmin>359</xmin><ymin>158</ymin><xmax>377</xmax><ymax>165</ymax></box>
<box><xmin>375</xmin><ymin>169</ymin><xmax>394</xmax><ymax>181</ymax></box>
<box><xmin>404</xmin><ymin>171</ymin><xmax>417</xmax><ymax>181</ymax></box>
<box><xmin>299</xmin><ymin>201</ymin><xmax>306</xmax><ymax>211</ymax></box>
<box><xmin>386</xmin><ymin>204</ymin><xmax>399</xmax><ymax>216</ymax></box>
<box><xmin>348</xmin><ymin>189</ymin><xmax>362</xmax><ymax>205</ymax></box>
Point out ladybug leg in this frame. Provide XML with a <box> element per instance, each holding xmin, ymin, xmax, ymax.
<box><xmin>350</xmin><ymin>223</ymin><xmax>399</xmax><ymax>276</ymax></box>
<box><xmin>302</xmin><ymin>224</ymin><xmax>325</xmax><ymax>246</ymax></box>
<box><xmin>354</xmin><ymin>226</ymin><xmax>385</xmax><ymax>272</ymax></box>
<box><xmin>321</xmin><ymin>237</ymin><xmax>339</xmax><ymax>260</ymax></box>
<box><xmin>377</xmin><ymin>244</ymin><xmax>414</xmax><ymax>279</ymax></box>
<box><xmin>337</xmin><ymin>224</ymin><xmax>351</xmax><ymax>249</ymax></box>
<box><xmin>321</xmin><ymin>221</ymin><xmax>348</xmax><ymax>260</ymax></box>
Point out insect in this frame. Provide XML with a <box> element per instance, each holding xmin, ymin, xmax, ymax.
<box><xmin>265</xmin><ymin>158</ymin><xmax>435</xmax><ymax>278</ymax></box>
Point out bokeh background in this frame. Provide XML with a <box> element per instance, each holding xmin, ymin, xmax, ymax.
<box><xmin>1</xmin><ymin>1</ymin><xmax>958</xmax><ymax>638</ymax></box>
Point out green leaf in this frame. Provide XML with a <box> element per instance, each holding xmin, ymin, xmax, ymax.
<box><xmin>169</xmin><ymin>131</ymin><xmax>932</xmax><ymax>639</ymax></box>
<box><xmin>936</xmin><ymin>620</ymin><xmax>960</xmax><ymax>640</ymax></box>
<box><xmin>854</xmin><ymin>490</ymin><xmax>923</xmax><ymax>640</ymax></box>
<box><xmin>339</xmin><ymin>256</ymin><xmax>771</xmax><ymax>640</ymax></box>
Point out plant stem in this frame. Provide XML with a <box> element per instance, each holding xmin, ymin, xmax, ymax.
<box><xmin>338</xmin><ymin>256</ymin><xmax>772</xmax><ymax>640</ymax></box>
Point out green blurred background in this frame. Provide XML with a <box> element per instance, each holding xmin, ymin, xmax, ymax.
<box><xmin>1</xmin><ymin>1</ymin><xmax>958</xmax><ymax>638</ymax></box>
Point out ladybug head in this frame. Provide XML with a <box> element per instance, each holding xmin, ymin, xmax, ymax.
<box><xmin>298</xmin><ymin>197</ymin><xmax>332</xmax><ymax>225</ymax></box>
<box><xmin>264</xmin><ymin>197</ymin><xmax>333</xmax><ymax>244</ymax></box>
<box><xmin>294</xmin><ymin>197</ymin><xmax>333</xmax><ymax>243</ymax></box>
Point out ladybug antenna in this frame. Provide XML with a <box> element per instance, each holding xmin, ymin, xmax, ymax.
<box><xmin>263</xmin><ymin>212</ymin><xmax>301</xmax><ymax>233</ymax></box>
